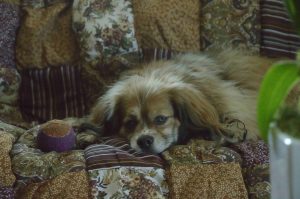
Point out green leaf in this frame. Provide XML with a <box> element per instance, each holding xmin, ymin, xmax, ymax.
<box><xmin>284</xmin><ymin>0</ymin><xmax>300</xmax><ymax>34</ymax></box>
<box><xmin>257</xmin><ymin>61</ymin><xmax>300</xmax><ymax>141</ymax></box>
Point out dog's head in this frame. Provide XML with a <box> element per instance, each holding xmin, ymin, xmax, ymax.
<box><xmin>89</xmin><ymin>66</ymin><xmax>222</xmax><ymax>154</ymax></box>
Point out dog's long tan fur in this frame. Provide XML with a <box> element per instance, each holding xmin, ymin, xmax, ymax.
<box><xmin>86</xmin><ymin>50</ymin><xmax>273</xmax><ymax>153</ymax></box>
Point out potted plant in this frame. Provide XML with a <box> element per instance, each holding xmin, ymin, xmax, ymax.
<box><xmin>257</xmin><ymin>0</ymin><xmax>300</xmax><ymax>198</ymax></box>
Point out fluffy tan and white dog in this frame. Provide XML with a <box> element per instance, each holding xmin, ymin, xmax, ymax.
<box><xmin>87</xmin><ymin>50</ymin><xmax>273</xmax><ymax>154</ymax></box>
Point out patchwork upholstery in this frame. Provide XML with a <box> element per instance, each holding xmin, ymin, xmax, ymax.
<box><xmin>162</xmin><ymin>140</ymin><xmax>245</xmax><ymax>199</ymax></box>
<box><xmin>6</xmin><ymin>0</ymin><xmax>300</xmax><ymax>123</ymax></box>
<box><xmin>0</xmin><ymin>0</ymin><xmax>299</xmax><ymax>197</ymax></box>
<box><xmin>84</xmin><ymin>137</ymin><xmax>168</xmax><ymax>198</ymax></box>
<box><xmin>16</xmin><ymin>0</ymin><xmax>86</xmax><ymax>122</ymax></box>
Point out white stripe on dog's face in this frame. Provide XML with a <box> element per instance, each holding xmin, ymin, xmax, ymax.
<box><xmin>119</xmin><ymin>93</ymin><xmax>180</xmax><ymax>154</ymax></box>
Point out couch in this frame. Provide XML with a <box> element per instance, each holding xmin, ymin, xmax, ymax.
<box><xmin>0</xmin><ymin>0</ymin><xmax>299</xmax><ymax>198</ymax></box>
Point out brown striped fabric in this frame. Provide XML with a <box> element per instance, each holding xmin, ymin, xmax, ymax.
<box><xmin>260</xmin><ymin>0</ymin><xmax>300</xmax><ymax>58</ymax></box>
<box><xmin>140</xmin><ymin>48</ymin><xmax>179</xmax><ymax>62</ymax></box>
<box><xmin>19</xmin><ymin>65</ymin><xmax>87</xmax><ymax>122</ymax></box>
<box><xmin>85</xmin><ymin>137</ymin><xmax>164</xmax><ymax>170</ymax></box>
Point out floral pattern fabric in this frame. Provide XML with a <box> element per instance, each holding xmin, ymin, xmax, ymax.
<box><xmin>10</xmin><ymin>125</ymin><xmax>86</xmax><ymax>190</ymax></box>
<box><xmin>12</xmin><ymin>144</ymin><xmax>85</xmax><ymax>186</ymax></box>
<box><xmin>201</xmin><ymin>0</ymin><xmax>260</xmax><ymax>54</ymax></box>
<box><xmin>0</xmin><ymin>68</ymin><xmax>20</xmax><ymax>104</ymax></box>
<box><xmin>72</xmin><ymin>0</ymin><xmax>140</xmax><ymax>109</ymax></box>
<box><xmin>89</xmin><ymin>167</ymin><xmax>168</xmax><ymax>199</ymax></box>
<box><xmin>0</xmin><ymin>1</ymin><xmax>274</xmax><ymax>197</ymax></box>
<box><xmin>243</xmin><ymin>164</ymin><xmax>271</xmax><ymax>199</ymax></box>
<box><xmin>0</xmin><ymin>120</ymin><xmax>27</xmax><ymax>141</ymax></box>
<box><xmin>84</xmin><ymin>137</ymin><xmax>168</xmax><ymax>198</ymax></box>
<box><xmin>15</xmin><ymin>171</ymin><xmax>90</xmax><ymax>199</ymax></box>
<box><xmin>21</xmin><ymin>0</ymin><xmax>64</xmax><ymax>8</ymax></box>
<box><xmin>0</xmin><ymin>68</ymin><xmax>24</xmax><ymax>125</ymax></box>
<box><xmin>0</xmin><ymin>118</ymin><xmax>271</xmax><ymax>198</ymax></box>
<box><xmin>72</xmin><ymin>0</ymin><xmax>138</xmax><ymax>65</ymax></box>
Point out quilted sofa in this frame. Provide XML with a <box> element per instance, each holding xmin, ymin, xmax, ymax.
<box><xmin>0</xmin><ymin>0</ymin><xmax>300</xmax><ymax>198</ymax></box>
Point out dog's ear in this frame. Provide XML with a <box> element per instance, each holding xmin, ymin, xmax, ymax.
<box><xmin>89</xmin><ymin>100</ymin><xmax>106</xmax><ymax>125</ymax></box>
<box><xmin>169</xmin><ymin>86</ymin><xmax>223</xmax><ymax>141</ymax></box>
<box><xmin>102</xmin><ymin>101</ymin><xmax>123</xmax><ymax>136</ymax></box>
<box><xmin>89</xmin><ymin>97</ymin><xmax>123</xmax><ymax>136</ymax></box>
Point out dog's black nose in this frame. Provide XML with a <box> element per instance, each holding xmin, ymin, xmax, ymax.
<box><xmin>137</xmin><ymin>135</ymin><xmax>154</xmax><ymax>149</ymax></box>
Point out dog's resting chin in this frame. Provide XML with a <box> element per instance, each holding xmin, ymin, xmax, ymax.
<box><xmin>129</xmin><ymin>132</ymin><xmax>178</xmax><ymax>154</ymax></box>
<box><xmin>88</xmin><ymin>50</ymin><xmax>273</xmax><ymax>154</ymax></box>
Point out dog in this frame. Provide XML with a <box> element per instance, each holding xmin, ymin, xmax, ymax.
<box><xmin>86</xmin><ymin>50</ymin><xmax>273</xmax><ymax>154</ymax></box>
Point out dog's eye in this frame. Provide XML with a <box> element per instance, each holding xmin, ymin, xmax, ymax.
<box><xmin>154</xmin><ymin>115</ymin><xmax>168</xmax><ymax>125</ymax></box>
<box><xmin>124</xmin><ymin>119</ymin><xmax>138</xmax><ymax>130</ymax></box>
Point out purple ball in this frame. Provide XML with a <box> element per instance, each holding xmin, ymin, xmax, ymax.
<box><xmin>37</xmin><ymin>120</ymin><xmax>76</xmax><ymax>152</ymax></box>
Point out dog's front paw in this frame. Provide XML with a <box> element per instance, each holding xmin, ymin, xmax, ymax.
<box><xmin>76</xmin><ymin>123</ymin><xmax>104</xmax><ymax>149</ymax></box>
<box><xmin>220</xmin><ymin>117</ymin><xmax>248</xmax><ymax>143</ymax></box>
<box><xmin>78</xmin><ymin>123</ymin><xmax>103</xmax><ymax>134</ymax></box>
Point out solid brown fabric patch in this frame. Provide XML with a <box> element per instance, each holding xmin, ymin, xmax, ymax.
<box><xmin>16</xmin><ymin>0</ymin><xmax>79</xmax><ymax>70</ymax></box>
<box><xmin>133</xmin><ymin>0</ymin><xmax>201</xmax><ymax>52</ymax></box>
<box><xmin>0</xmin><ymin>132</ymin><xmax>16</xmax><ymax>187</ymax></box>
<box><xmin>167</xmin><ymin>163</ymin><xmax>248</xmax><ymax>199</ymax></box>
